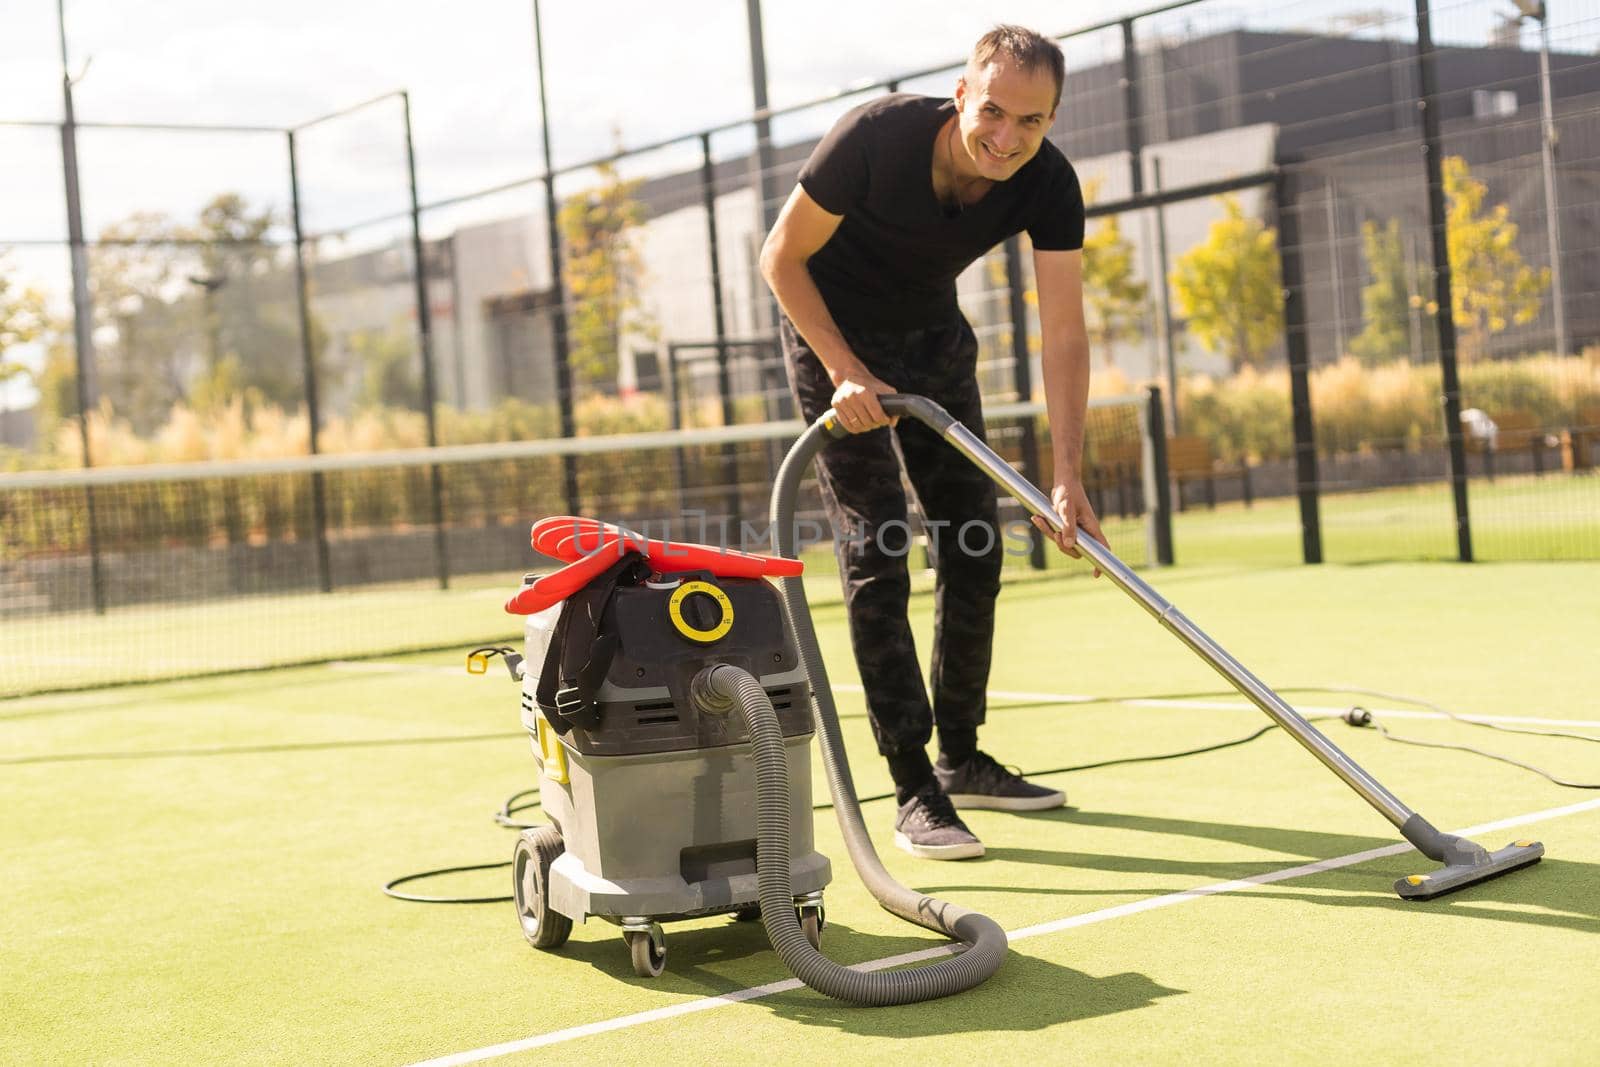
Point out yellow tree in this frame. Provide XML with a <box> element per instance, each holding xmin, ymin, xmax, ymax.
<box><xmin>1</xmin><ymin>257</ymin><xmax>50</xmax><ymax>387</ymax></box>
<box><xmin>1170</xmin><ymin>195</ymin><xmax>1284</xmax><ymax>372</ymax></box>
<box><xmin>558</xmin><ymin>160</ymin><xmax>655</xmax><ymax>389</ymax></box>
<box><xmin>1350</xmin><ymin>218</ymin><xmax>1430</xmax><ymax>365</ymax></box>
<box><xmin>1</xmin><ymin>255</ymin><xmax>60</xmax><ymax>449</ymax></box>
<box><xmin>1443</xmin><ymin>155</ymin><xmax>1548</xmax><ymax>360</ymax></box>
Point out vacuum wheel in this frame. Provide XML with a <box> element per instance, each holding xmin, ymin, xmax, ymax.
<box><xmin>512</xmin><ymin>825</ymin><xmax>572</xmax><ymax>950</ymax></box>
<box><xmin>624</xmin><ymin>923</ymin><xmax>667</xmax><ymax>978</ymax></box>
<box><xmin>798</xmin><ymin>905</ymin><xmax>824</xmax><ymax>951</ymax></box>
<box><xmin>732</xmin><ymin>907</ymin><xmax>762</xmax><ymax>923</ymax></box>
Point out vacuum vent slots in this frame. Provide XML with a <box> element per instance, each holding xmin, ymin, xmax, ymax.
<box><xmin>632</xmin><ymin>699</ymin><xmax>679</xmax><ymax>727</ymax></box>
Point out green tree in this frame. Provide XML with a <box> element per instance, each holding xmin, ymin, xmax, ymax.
<box><xmin>1</xmin><ymin>257</ymin><xmax>50</xmax><ymax>388</ymax></box>
<box><xmin>558</xmin><ymin>160</ymin><xmax>655</xmax><ymax>388</ymax></box>
<box><xmin>1170</xmin><ymin>196</ymin><xmax>1285</xmax><ymax>372</ymax></box>
<box><xmin>351</xmin><ymin>327</ymin><xmax>420</xmax><ymax>410</ymax></box>
<box><xmin>1442</xmin><ymin>155</ymin><xmax>1549</xmax><ymax>360</ymax></box>
<box><xmin>88</xmin><ymin>195</ymin><xmax>318</xmax><ymax>431</ymax></box>
<box><xmin>89</xmin><ymin>212</ymin><xmax>193</xmax><ymax>433</ymax></box>
<box><xmin>1082</xmin><ymin>213</ymin><xmax>1149</xmax><ymax>367</ymax></box>
<box><xmin>1350</xmin><ymin>218</ymin><xmax>1429</xmax><ymax>365</ymax></box>
<box><xmin>188</xmin><ymin>193</ymin><xmax>306</xmax><ymax>408</ymax></box>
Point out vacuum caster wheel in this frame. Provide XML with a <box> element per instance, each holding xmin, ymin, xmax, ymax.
<box><xmin>512</xmin><ymin>826</ymin><xmax>572</xmax><ymax>950</ymax></box>
<box><xmin>624</xmin><ymin>922</ymin><xmax>667</xmax><ymax>978</ymax></box>
<box><xmin>797</xmin><ymin>906</ymin><xmax>824</xmax><ymax>950</ymax></box>
<box><xmin>732</xmin><ymin>907</ymin><xmax>762</xmax><ymax>923</ymax></box>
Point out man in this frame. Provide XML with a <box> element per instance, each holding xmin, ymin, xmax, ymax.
<box><xmin>760</xmin><ymin>25</ymin><xmax>1106</xmax><ymax>860</ymax></box>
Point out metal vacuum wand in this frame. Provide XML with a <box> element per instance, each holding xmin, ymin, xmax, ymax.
<box><xmin>853</xmin><ymin>394</ymin><xmax>1544</xmax><ymax>901</ymax></box>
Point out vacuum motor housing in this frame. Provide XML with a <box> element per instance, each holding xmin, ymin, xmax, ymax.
<box><xmin>520</xmin><ymin>569</ymin><xmax>831</xmax><ymax>923</ymax></box>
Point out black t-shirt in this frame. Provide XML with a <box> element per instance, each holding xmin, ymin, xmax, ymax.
<box><xmin>798</xmin><ymin>93</ymin><xmax>1085</xmax><ymax>330</ymax></box>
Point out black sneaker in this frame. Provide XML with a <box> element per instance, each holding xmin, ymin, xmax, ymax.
<box><xmin>893</xmin><ymin>782</ymin><xmax>985</xmax><ymax>860</ymax></box>
<box><xmin>935</xmin><ymin>750</ymin><xmax>1066</xmax><ymax>812</ymax></box>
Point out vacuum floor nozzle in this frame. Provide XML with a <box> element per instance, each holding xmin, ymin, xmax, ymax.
<box><xmin>1394</xmin><ymin>839</ymin><xmax>1545</xmax><ymax>900</ymax></box>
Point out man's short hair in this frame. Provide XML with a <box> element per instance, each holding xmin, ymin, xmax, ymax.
<box><xmin>968</xmin><ymin>25</ymin><xmax>1065</xmax><ymax>108</ymax></box>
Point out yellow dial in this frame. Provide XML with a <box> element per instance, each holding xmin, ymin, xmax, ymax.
<box><xmin>667</xmin><ymin>580</ymin><xmax>734</xmax><ymax>643</ymax></box>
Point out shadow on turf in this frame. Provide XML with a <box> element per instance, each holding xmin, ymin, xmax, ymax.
<box><xmin>922</xmin><ymin>809</ymin><xmax>1600</xmax><ymax>935</ymax></box>
<box><xmin>544</xmin><ymin>913</ymin><xmax>1184</xmax><ymax>1034</ymax></box>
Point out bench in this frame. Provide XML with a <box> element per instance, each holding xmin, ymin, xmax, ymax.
<box><xmin>1082</xmin><ymin>434</ymin><xmax>1253</xmax><ymax>516</ymax></box>
<box><xmin>1083</xmin><ymin>438</ymin><xmax>1144</xmax><ymax>519</ymax></box>
<box><xmin>1465</xmin><ymin>409</ymin><xmax>1557</xmax><ymax>480</ymax></box>
<box><xmin>1564</xmin><ymin>407</ymin><xmax>1600</xmax><ymax>472</ymax></box>
<box><xmin>1167</xmin><ymin>434</ymin><xmax>1253</xmax><ymax>512</ymax></box>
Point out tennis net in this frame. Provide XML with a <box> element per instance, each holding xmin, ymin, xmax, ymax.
<box><xmin>0</xmin><ymin>393</ymin><xmax>1160</xmax><ymax>695</ymax></box>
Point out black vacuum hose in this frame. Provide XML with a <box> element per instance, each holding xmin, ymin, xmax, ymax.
<box><xmin>719</xmin><ymin>412</ymin><xmax>1009</xmax><ymax>1004</ymax></box>
<box><xmin>697</xmin><ymin>664</ymin><xmax>1007</xmax><ymax>1005</ymax></box>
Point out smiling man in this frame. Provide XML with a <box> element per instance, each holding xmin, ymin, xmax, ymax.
<box><xmin>760</xmin><ymin>25</ymin><xmax>1105</xmax><ymax>860</ymax></box>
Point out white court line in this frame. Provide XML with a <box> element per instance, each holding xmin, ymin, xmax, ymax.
<box><xmin>832</xmin><ymin>683</ymin><xmax>1600</xmax><ymax>731</ymax></box>
<box><xmin>330</xmin><ymin>668</ymin><xmax>1600</xmax><ymax>731</ymax></box>
<box><xmin>1116</xmin><ymin>697</ymin><xmax>1600</xmax><ymax>731</ymax></box>
<box><xmin>330</xmin><ymin>661</ymin><xmax>463</xmax><ymax>676</ymax></box>
<box><xmin>403</xmin><ymin>795</ymin><xmax>1600</xmax><ymax>1067</ymax></box>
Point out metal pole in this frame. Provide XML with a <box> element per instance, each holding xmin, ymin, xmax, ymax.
<box><xmin>937</xmin><ymin>416</ymin><xmax>1414</xmax><ymax>827</ymax></box>
<box><xmin>1145</xmin><ymin>384</ymin><xmax>1174</xmax><ymax>565</ymax></box>
<box><xmin>665</xmin><ymin>344</ymin><xmax>691</xmax><ymax>509</ymax></box>
<box><xmin>1273</xmin><ymin>168</ymin><xmax>1324</xmax><ymax>564</ymax></box>
<box><xmin>1325</xmin><ymin>178</ymin><xmax>1347</xmax><ymax>357</ymax></box>
<box><xmin>287</xmin><ymin>132</ymin><xmax>333</xmax><ymax>593</ymax></box>
<box><xmin>533</xmin><ymin>0</ymin><xmax>580</xmax><ymax>515</ymax></box>
<box><xmin>447</xmin><ymin>234</ymin><xmax>468</xmax><ymax>407</ymax></box>
<box><xmin>1120</xmin><ymin>18</ymin><xmax>1145</xmax><ymax>198</ymax></box>
<box><xmin>746</xmin><ymin>0</ymin><xmax>781</xmax><ymax>235</ymax></box>
<box><xmin>401</xmin><ymin>91</ymin><xmax>450</xmax><ymax>590</ymax></box>
<box><xmin>56</xmin><ymin>0</ymin><xmax>104</xmax><ymax>614</ymax></box>
<box><xmin>1413</xmin><ymin>0</ymin><xmax>1473</xmax><ymax>562</ymax></box>
<box><xmin>1534</xmin><ymin>11</ymin><xmax>1568</xmax><ymax>357</ymax></box>
<box><xmin>1003</xmin><ymin>236</ymin><xmax>1046</xmax><ymax>569</ymax></box>
<box><xmin>700</xmin><ymin>133</ymin><xmax>741</xmax><ymax>525</ymax></box>
<box><xmin>1152</xmin><ymin>157</ymin><xmax>1179</xmax><ymax>433</ymax></box>
<box><xmin>745</xmin><ymin>0</ymin><xmax>781</xmax><ymax>334</ymax></box>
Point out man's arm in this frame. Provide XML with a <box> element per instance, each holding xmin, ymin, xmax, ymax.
<box><xmin>759</xmin><ymin>185</ymin><xmax>896</xmax><ymax>433</ymax></box>
<box><xmin>1032</xmin><ymin>247</ymin><xmax>1106</xmax><ymax>567</ymax></box>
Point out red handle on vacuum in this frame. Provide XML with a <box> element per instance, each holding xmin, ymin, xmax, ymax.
<box><xmin>529</xmin><ymin>515</ymin><xmax>803</xmax><ymax>577</ymax></box>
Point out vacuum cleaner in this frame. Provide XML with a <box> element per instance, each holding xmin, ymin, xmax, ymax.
<box><xmin>500</xmin><ymin>393</ymin><xmax>1542</xmax><ymax>1006</ymax></box>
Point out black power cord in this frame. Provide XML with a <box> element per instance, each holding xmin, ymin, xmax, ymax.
<box><xmin>1340</xmin><ymin>702</ymin><xmax>1600</xmax><ymax>790</ymax></box>
<box><xmin>381</xmin><ymin>720</ymin><xmax>1303</xmax><ymax>903</ymax></box>
<box><xmin>384</xmin><ymin>688</ymin><xmax>1599</xmax><ymax>904</ymax></box>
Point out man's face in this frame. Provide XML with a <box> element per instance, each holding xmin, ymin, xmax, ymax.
<box><xmin>953</xmin><ymin>60</ymin><xmax>1058</xmax><ymax>181</ymax></box>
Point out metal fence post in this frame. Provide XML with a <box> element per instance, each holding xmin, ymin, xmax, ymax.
<box><xmin>1003</xmin><ymin>236</ymin><xmax>1046</xmax><ymax>570</ymax></box>
<box><xmin>1145</xmin><ymin>384</ymin><xmax>1174</xmax><ymax>565</ymax></box>
<box><xmin>1120</xmin><ymin>17</ymin><xmax>1145</xmax><ymax>197</ymax></box>
<box><xmin>402</xmin><ymin>91</ymin><xmax>449</xmax><ymax>589</ymax></box>
<box><xmin>699</xmin><ymin>133</ymin><xmax>742</xmax><ymax>529</ymax></box>
<box><xmin>287</xmin><ymin>131</ymin><xmax>333</xmax><ymax>593</ymax></box>
<box><xmin>56</xmin><ymin>4</ymin><xmax>106</xmax><ymax>615</ymax></box>
<box><xmin>1274</xmin><ymin>167</ymin><xmax>1324</xmax><ymax>565</ymax></box>
<box><xmin>1413</xmin><ymin>0</ymin><xmax>1473</xmax><ymax>563</ymax></box>
<box><xmin>1152</xmin><ymin>157</ymin><xmax>1180</xmax><ymax>434</ymax></box>
<box><xmin>532</xmin><ymin>0</ymin><xmax>579</xmax><ymax>516</ymax></box>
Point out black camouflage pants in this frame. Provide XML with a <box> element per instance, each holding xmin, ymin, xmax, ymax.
<box><xmin>780</xmin><ymin>310</ymin><xmax>1004</xmax><ymax>759</ymax></box>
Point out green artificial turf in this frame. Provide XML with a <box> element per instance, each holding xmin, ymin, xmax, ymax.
<box><xmin>5</xmin><ymin>560</ymin><xmax>1599</xmax><ymax>1064</ymax></box>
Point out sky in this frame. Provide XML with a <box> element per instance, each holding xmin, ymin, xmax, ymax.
<box><xmin>0</xmin><ymin>0</ymin><xmax>1145</xmax><ymax>241</ymax></box>
<box><xmin>2</xmin><ymin>0</ymin><xmax>1548</xmax><ymax>250</ymax></box>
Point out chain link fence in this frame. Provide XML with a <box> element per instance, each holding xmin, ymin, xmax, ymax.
<box><xmin>4</xmin><ymin>0</ymin><xmax>1600</xmax><ymax>621</ymax></box>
